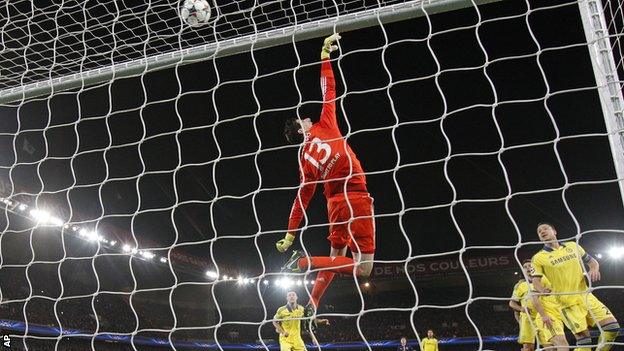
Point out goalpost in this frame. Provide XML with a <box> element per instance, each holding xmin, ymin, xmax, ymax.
<box><xmin>0</xmin><ymin>0</ymin><xmax>623</xmax><ymax>350</ymax></box>
<box><xmin>578</xmin><ymin>0</ymin><xmax>624</xmax><ymax>207</ymax></box>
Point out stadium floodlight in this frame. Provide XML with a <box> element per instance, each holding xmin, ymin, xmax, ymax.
<box><xmin>131</xmin><ymin>248</ymin><xmax>138</xmax><ymax>254</ymax></box>
<box><xmin>281</xmin><ymin>278</ymin><xmax>293</xmax><ymax>289</ymax></box>
<box><xmin>596</xmin><ymin>253</ymin><xmax>603</xmax><ymax>259</ymax></box>
<box><xmin>159</xmin><ymin>257</ymin><xmax>167</xmax><ymax>263</ymax></box>
<box><xmin>86</xmin><ymin>232</ymin><xmax>98</xmax><ymax>242</ymax></box>
<box><xmin>263</xmin><ymin>280</ymin><xmax>269</xmax><ymax>285</ymax></box>
<box><xmin>221</xmin><ymin>274</ymin><xmax>228</xmax><ymax>280</ymax></box>
<box><xmin>79</xmin><ymin>229</ymin><xmax>87</xmax><ymax>237</ymax></box>
<box><xmin>140</xmin><ymin>251</ymin><xmax>155</xmax><ymax>260</ymax></box>
<box><xmin>249</xmin><ymin>279</ymin><xmax>255</xmax><ymax>284</ymax></box>
<box><xmin>29</xmin><ymin>209</ymin><xmax>51</xmax><ymax>223</ymax></box>
<box><xmin>122</xmin><ymin>244</ymin><xmax>131</xmax><ymax>252</ymax></box>
<box><xmin>110</xmin><ymin>241</ymin><xmax>117</xmax><ymax>246</ymax></box>
<box><xmin>364</xmin><ymin>282</ymin><xmax>371</xmax><ymax>288</ymax></box>
<box><xmin>18</xmin><ymin>204</ymin><xmax>27</xmax><ymax>211</ymax></box>
<box><xmin>205</xmin><ymin>271</ymin><xmax>218</xmax><ymax>279</ymax></box>
<box><xmin>243</xmin><ymin>278</ymin><xmax>250</xmax><ymax>284</ymax></box>
<box><xmin>296</xmin><ymin>280</ymin><xmax>302</xmax><ymax>286</ymax></box>
<box><xmin>49</xmin><ymin>217</ymin><xmax>64</xmax><ymax>226</ymax></box>
<box><xmin>607</xmin><ymin>246</ymin><xmax>624</xmax><ymax>260</ymax></box>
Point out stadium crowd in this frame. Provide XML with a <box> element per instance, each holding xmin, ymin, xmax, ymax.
<box><xmin>1</xmin><ymin>264</ymin><xmax>623</xmax><ymax>348</ymax></box>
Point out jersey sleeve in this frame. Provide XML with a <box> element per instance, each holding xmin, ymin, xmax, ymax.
<box><xmin>287</xmin><ymin>161</ymin><xmax>318</xmax><ymax>232</ymax></box>
<box><xmin>434</xmin><ymin>339</ymin><xmax>439</xmax><ymax>351</ymax></box>
<box><xmin>317</xmin><ymin>59</ymin><xmax>339</xmax><ymax>131</ymax></box>
<box><xmin>511</xmin><ymin>281</ymin><xmax>522</xmax><ymax>301</ymax></box>
<box><xmin>531</xmin><ymin>254</ymin><xmax>545</xmax><ymax>277</ymax></box>
<box><xmin>274</xmin><ymin>307</ymin><xmax>283</xmax><ymax>320</ymax></box>
<box><xmin>540</xmin><ymin>275</ymin><xmax>552</xmax><ymax>291</ymax></box>
<box><xmin>568</xmin><ymin>242</ymin><xmax>591</xmax><ymax>263</ymax></box>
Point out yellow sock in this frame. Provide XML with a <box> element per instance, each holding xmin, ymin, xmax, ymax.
<box><xmin>575</xmin><ymin>336</ymin><xmax>593</xmax><ymax>351</ymax></box>
<box><xmin>597</xmin><ymin>330</ymin><xmax>619</xmax><ymax>351</ymax></box>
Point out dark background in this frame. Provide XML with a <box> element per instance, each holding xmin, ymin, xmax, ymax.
<box><xmin>0</xmin><ymin>0</ymin><xmax>623</xmax><ymax>349</ymax></box>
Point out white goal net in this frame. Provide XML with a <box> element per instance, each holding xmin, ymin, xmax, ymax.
<box><xmin>0</xmin><ymin>0</ymin><xmax>623</xmax><ymax>350</ymax></box>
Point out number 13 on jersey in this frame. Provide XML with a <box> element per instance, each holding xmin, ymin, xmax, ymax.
<box><xmin>303</xmin><ymin>137</ymin><xmax>331</xmax><ymax>170</ymax></box>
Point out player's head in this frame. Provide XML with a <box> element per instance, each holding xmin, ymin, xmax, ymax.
<box><xmin>427</xmin><ymin>329</ymin><xmax>434</xmax><ymax>338</ymax></box>
<box><xmin>400</xmin><ymin>337</ymin><xmax>407</xmax><ymax>345</ymax></box>
<box><xmin>521</xmin><ymin>259</ymin><xmax>533</xmax><ymax>278</ymax></box>
<box><xmin>284</xmin><ymin>117</ymin><xmax>312</xmax><ymax>144</ymax></box>
<box><xmin>537</xmin><ymin>222</ymin><xmax>557</xmax><ymax>243</ymax></box>
<box><xmin>286</xmin><ymin>290</ymin><xmax>298</xmax><ymax>304</ymax></box>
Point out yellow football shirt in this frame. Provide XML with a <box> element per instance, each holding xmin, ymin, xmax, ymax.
<box><xmin>274</xmin><ymin>304</ymin><xmax>305</xmax><ymax>343</ymax></box>
<box><xmin>511</xmin><ymin>279</ymin><xmax>536</xmax><ymax>317</ymax></box>
<box><xmin>421</xmin><ymin>337</ymin><xmax>438</xmax><ymax>351</ymax></box>
<box><xmin>534</xmin><ymin>276</ymin><xmax>561</xmax><ymax>317</ymax></box>
<box><xmin>531</xmin><ymin>241</ymin><xmax>590</xmax><ymax>307</ymax></box>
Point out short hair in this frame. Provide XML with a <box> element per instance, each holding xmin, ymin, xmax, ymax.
<box><xmin>522</xmin><ymin>258</ymin><xmax>532</xmax><ymax>265</ymax></box>
<box><xmin>284</xmin><ymin>118</ymin><xmax>304</xmax><ymax>144</ymax></box>
<box><xmin>537</xmin><ymin>222</ymin><xmax>556</xmax><ymax>231</ymax></box>
<box><xmin>427</xmin><ymin>329</ymin><xmax>434</xmax><ymax>333</ymax></box>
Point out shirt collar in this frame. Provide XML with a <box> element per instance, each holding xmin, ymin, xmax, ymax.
<box><xmin>543</xmin><ymin>240</ymin><xmax>567</xmax><ymax>252</ymax></box>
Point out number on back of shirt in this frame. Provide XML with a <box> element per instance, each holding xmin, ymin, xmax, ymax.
<box><xmin>304</xmin><ymin>137</ymin><xmax>331</xmax><ymax>170</ymax></box>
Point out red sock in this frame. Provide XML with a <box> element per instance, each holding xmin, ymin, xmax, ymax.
<box><xmin>309</xmin><ymin>270</ymin><xmax>335</xmax><ymax>308</ymax></box>
<box><xmin>298</xmin><ymin>256</ymin><xmax>356</xmax><ymax>275</ymax></box>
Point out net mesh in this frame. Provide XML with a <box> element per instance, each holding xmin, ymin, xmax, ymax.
<box><xmin>0</xmin><ymin>0</ymin><xmax>411</xmax><ymax>91</ymax></box>
<box><xmin>0</xmin><ymin>0</ymin><xmax>623</xmax><ymax>350</ymax></box>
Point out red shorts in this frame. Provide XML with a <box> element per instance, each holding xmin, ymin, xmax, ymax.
<box><xmin>327</xmin><ymin>193</ymin><xmax>375</xmax><ymax>254</ymax></box>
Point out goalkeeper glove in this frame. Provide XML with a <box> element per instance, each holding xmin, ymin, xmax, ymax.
<box><xmin>276</xmin><ymin>233</ymin><xmax>295</xmax><ymax>252</ymax></box>
<box><xmin>321</xmin><ymin>33</ymin><xmax>341</xmax><ymax>60</ymax></box>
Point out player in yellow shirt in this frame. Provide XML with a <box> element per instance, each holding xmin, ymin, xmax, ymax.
<box><xmin>532</xmin><ymin>223</ymin><xmax>619</xmax><ymax>351</ymax></box>
<box><xmin>420</xmin><ymin>329</ymin><xmax>438</xmax><ymax>351</ymax></box>
<box><xmin>509</xmin><ymin>260</ymin><xmax>539</xmax><ymax>351</ymax></box>
<box><xmin>273</xmin><ymin>291</ymin><xmax>327</xmax><ymax>351</ymax></box>
<box><xmin>525</xmin><ymin>263</ymin><xmax>568</xmax><ymax>350</ymax></box>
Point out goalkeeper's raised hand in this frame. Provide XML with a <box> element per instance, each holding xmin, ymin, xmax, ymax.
<box><xmin>321</xmin><ymin>33</ymin><xmax>341</xmax><ymax>60</ymax></box>
<box><xmin>276</xmin><ymin>233</ymin><xmax>295</xmax><ymax>252</ymax></box>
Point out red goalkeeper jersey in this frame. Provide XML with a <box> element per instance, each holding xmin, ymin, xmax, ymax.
<box><xmin>287</xmin><ymin>59</ymin><xmax>367</xmax><ymax>232</ymax></box>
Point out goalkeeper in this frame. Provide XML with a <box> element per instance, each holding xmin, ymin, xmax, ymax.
<box><xmin>276</xmin><ymin>34</ymin><xmax>376</xmax><ymax>313</ymax></box>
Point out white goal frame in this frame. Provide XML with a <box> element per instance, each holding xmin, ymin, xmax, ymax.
<box><xmin>578</xmin><ymin>0</ymin><xmax>624</xmax><ymax>208</ymax></box>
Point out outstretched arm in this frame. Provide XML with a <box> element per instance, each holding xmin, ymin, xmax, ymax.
<box><xmin>287</xmin><ymin>177</ymin><xmax>317</xmax><ymax>234</ymax></box>
<box><xmin>318</xmin><ymin>34</ymin><xmax>340</xmax><ymax>130</ymax></box>
<box><xmin>276</xmin><ymin>167</ymin><xmax>317</xmax><ymax>252</ymax></box>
